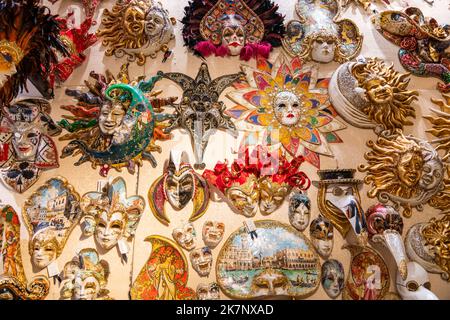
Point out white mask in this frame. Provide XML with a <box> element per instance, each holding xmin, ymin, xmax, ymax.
<box><xmin>396</xmin><ymin>262</ymin><xmax>438</xmax><ymax>300</ymax></box>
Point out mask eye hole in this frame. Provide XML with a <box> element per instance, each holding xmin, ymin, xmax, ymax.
<box><xmin>424</xmin><ymin>282</ymin><xmax>431</xmax><ymax>290</ymax></box>
<box><xmin>406</xmin><ymin>281</ymin><xmax>419</xmax><ymax>291</ymax></box>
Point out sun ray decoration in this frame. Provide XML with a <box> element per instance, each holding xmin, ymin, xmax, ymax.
<box><xmin>226</xmin><ymin>55</ymin><xmax>346</xmax><ymax>168</ymax></box>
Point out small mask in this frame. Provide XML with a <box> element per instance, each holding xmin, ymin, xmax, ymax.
<box><xmin>310</xmin><ymin>216</ymin><xmax>334</xmax><ymax>258</ymax></box>
<box><xmin>321</xmin><ymin>259</ymin><xmax>345</xmax><ymax>299</ymax></box>
<box><xmin>190</xmin><ymin>247</ymin><xmax>213</xmax><ymax>277</ymax></box>
<box><xmin>250</xmin><ymin>269</ymin><xmax>290</xmax><ymax>297</ymax></box>
<box><xmin>396</xmin><ymin>262</ymin><xmax>438</xmax><ymax>300</ymax></box>
<box><xmin>202</xmin><ymin>221</ymin><xmax>225</xmax><ymax>249</ymax></box>
<box><xmin>196</xmin><ymin>282</ymin><xmax>220</xmax><ymax>300</ymax></box>
<box><xmin>172</xmin><ymin>222</ymin><xmax>197</xmax><ymax>251</ymax></box>
<box><xmin>288</xmin><ymin>192</ymin><xmax>310</xmax><ymax>232</ymax></box>
<box><xmin>30</xmin><ymin>229</ymin><xmax>61</xmax><ymax>270</ymax></box>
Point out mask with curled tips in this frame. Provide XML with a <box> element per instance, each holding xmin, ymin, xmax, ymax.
<box><xmin>310</xmin><ymin>215</ymin><xmax>334</xmax><ymax>258</ymax></box>
<box><xmin>148</xmin><ymin>150</ymin><xmax>209</xmax><ymax>226</ymax></box>
<box><xmin>80</xmin><ymin>177</ymin><xmax>145</xmax><ymax>251</ymax></box>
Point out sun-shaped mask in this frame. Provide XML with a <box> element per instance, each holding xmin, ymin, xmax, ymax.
<box><xmin>226</xmin><ymin>54</ymin><xmax>346</xmax><ymax>168</ymax></box>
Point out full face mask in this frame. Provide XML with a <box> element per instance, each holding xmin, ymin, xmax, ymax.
<box><xmin>190</xmin><ymin>247</ymin><xmax>213</xmax><ymax>277</ymax></box>
<box><xmin>396</xmin><ymin>262</ymin><xmax>438</xmax><ymax>300</ymax></box>
<box><xmin>172</xmin><ymin>222</ymin><xmax>197</xmax><ymax>251</ymax></box>
<box><xmin>196</xmin><ymin>282</ymin><xmax>220</xmax><ymax>300</ymax></box>
<box><xmin>202</xmin><ymin>220</ymin><xmax>225</xmax><ymax>249</ymax></box>
<box><xmin>310</xmin><ymin>216</ymin><xmax>334</xmax><ymax>258</ymax></box>
<box><xmin>321</xmin><ymin>259</ymin><xmax>345</xmax><ymax>299</ymax></box>
<box><xmin>288</xmin><ymin>193</ymin><xmax>311</xmax><ymax>232</ymax></box>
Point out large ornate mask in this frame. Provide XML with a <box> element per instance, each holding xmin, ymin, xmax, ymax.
<box><xmin>321</xmin><ymin>259</ymin><xmax>345</xmax><ymax>299</ymax></box>
<box><xmin>130</xmin><ymin>235</ymin><xmax>196</xmax><ymax>300</ymax></box>
<box><xmin>0</xmin><ymin>99</ymin><xmax>61</xmax><ymax>193</ymax></box>
<box><xmin>226</xmin><ymin>54</ymin><xmax>346</xmax><ymax>169</ymax></box>
<box><xmin>282</xmin><ymin>0</ymin><xmax>362</xmax><ymax>64</ymax></box>
<box><xmin>196</xmin><ymin>282</ymin><xmax>220</xmax><ymax>300</ymax></box>
<box><xmin>97</xmin><ymin>0</ymin><xmax>175</xmax><ymax>65</ymax></box>
<box><xmin>80</xmin><ymin>177</ymin><xmax>145</xmax><ymax>252</ymax></box>
<box><xmin>310</xmin><ymin>215</ymin><xmax>334</xmax><ymax>258</ymax></box>
<box><xmin>359</xmin><ymin>131</ymin><xmax>445</xmax><ymax>217</ymax></box>
<box><xmin>314</xmin><ymin>169</ymin><xmax>368</xmax><ymax>245</ymax></box>
<box><xmin>158</xmin><ymin>63</ymin><xmax>242</xmax><ymax>169</ymax></box>
<box><xmin>396</xmin><ymin>262</ymin><xmax>438</xmax><ymax>300</ymax></box>
<box><xmin>288</xmin><ymin>192</ymin><xmax>311</xmax><ymax>232</ymax></box>
<box><xmin>60</xmin><ymin>248</ymin><xmax>112</xmax><ymax>300</ymax></box>
<box><xmin>58</xmin><ymin>63</ymin><xmax>173</xmax><ymax>176</ymax></box>
<box><xmin>190</xmin><ymin>247</ymin><xmax>213</xmax><ymax>277</ymax></box>
<box><xmin>22</xmin><ymin>177</ymin><xmax>81</xmax><ymax>270</ymax></box>
<box><xmin>366</xmin><ymin>204</ymin><xmax>408</xmax><ymax>280</ymax></box>
<box><xmin>172</xmin><ymin>222</ymin><xmax>197</xmax><ymax>251</ymax></box>
<box><xmin>148</xmin><ymin>150</ymin><xmax>209</xmax><ymax>225</ymax></box>
<box><xmin>0</xmin><ymin>205</ymin><xmax>49</xmax><ymax>300</ymax></box>
<box><xmin>372</xmin><ymin>7</ymin><xmax>450</xmax><ymax>93</ymax></box>
<box><xmin>202</xmin><ymin>220</ymin><xmax>225</xmax><ymax>249</ymax></box>
<box><xmin>182</xmin><ymin>0</ymin><xmax>284</xmax><ymax>60</ymax></box>
<box><xmin>216</xmin><ymin>220</ymin><xmax>321</xmax><ymax>299</ymax></box>
<box><xmin>329</xmin><ymin>57</ymin><xmax>419</xmax><ymax>134</ymax></box>
<box><xmin>0</xmin><ymin>0</ymin><xmax>68</xmax><ymax>106</ymax></box>
<box><xmin>342</xmin><ymin>245</ymin><xmax>390</xmax><ymax>300</ymax></box>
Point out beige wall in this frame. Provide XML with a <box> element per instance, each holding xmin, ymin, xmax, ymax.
<box><xmin>3</xmin><ymin>0</ymin><xmax>449</xmax><ymax>300</ymax></box>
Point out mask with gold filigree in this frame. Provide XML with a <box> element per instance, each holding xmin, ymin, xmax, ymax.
<box><xmin>310</xmin><ymin>215</ymin><xmax>334</xmax><ymax>258</ymax></box>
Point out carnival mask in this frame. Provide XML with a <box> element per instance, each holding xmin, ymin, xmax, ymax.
<box><xmin>59</xmin><ymin>64</ymin><xmax>173</xmax><ymax>176</ymax></box>
<box><xmin>282</xmin><ymin>0</ymin><xmax>362</xmax><ymax>64</ymax></box>
<box><xmin>60</xmin><ymin>248</ymin><xmax>111</xmax><ymax>300</ymax></box>
<box><xmin>226</xmin><ymin>177</ymin><xmax>260</xmax><ymax>218</ymax></box>
<box><xmin>190</xmin><ymin>247</ymin><xmax>213</xmax><ymax>277</ymax></box>
<box><xmin>273</xmin><ymin>91</ymin><xmax>303</xmax><ymax>127</ymax></box>
<box><xmin>80</xmin><ymin>177</ymin><xmax>145</xmax><ymax>252</ymax></box>
<box><xmin>158</xmin><ymin>63</ymin><xmax>242</xmax><ymax>169</ymax></box>
<box><xmin>182</xmin><ymin>0</ymin><xmax>284</xmax><ymax>60</ymax></box>
<box><xmin>197</xmin><ymin>282</ymin><xmax>220</xmax><ymax>300</ymax></box>
<box><xmin>329</xmin><ymin>57</ymin><xmax>419</xmax><ymax>133</ymax></box>
<box><xmin>148</xmin><ymin>150</ymin><xmax>209</xmax><ymax>225</ymax></box>
<box><xmin>250</xmin><ymin>269</ymin><xmax>290</xmax><ymax>297</ymax></box>
<box><xmin>310</xmin><ymin>216</ymin><xmax>334</xmax><ymax>258</ymax></box>
<box><xmin>172</xmin><ymin>222</ymin><xmax>197</xmax><ymax>251</ymax></box>
<box><xmin>359</xmin><ymin>132</ymin><xmax>445</xmax><ymax>217</ymax></box>
<box><xmin>288</xmin><ymin>192</ymin><xmax>311</xmax><ymax>232</ymax></box>
<box><xmin>97</xmin><ymin>0</ymin><xmax>175</xmax><ymax>65</ymax></box>
<box><xmin>202</xmin><ymin>221</ymin><xmax>225</xmax><ymax>249</ymax></box>
<box><xmin>321</xmin><ymin>259</ymin><xmax>345</xmax><ymax>299</ymax></box>
<box><xmin>30</xmin><ymin>229</ymin><xmax>60</xmax><ymax>270</ymax></box>
<box><xmin>396</xmin><ymin>262</ymin><xmax>438</xmax><ymax>300</ymax></box>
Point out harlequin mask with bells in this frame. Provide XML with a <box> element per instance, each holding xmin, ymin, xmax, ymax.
<box><xmin>0</xmin><ymin>99</ymin><xmax>61</xmax><ymax>193</ymax></box>
<box><xmin>282</xmin><ymin>0</ymin><xmax>362</xmax><ymax>64</ymax></box>
<box><xmin>329</xmin><ymin>57</ymin><xmax>419</xmax><ymax>134</ymax></box>
<box><xmin>60</xmin><ymin>248</ymin><xmax>112</xmax><ymax>300</ymax></box>
<box><xmin>172</xmin><ymin>222</ymin><xmax>197</xmax><ymax>251</ymax></box>
<box><xmin>288</xmin><ymin>192</ymin><xmax>311</xmax><ymax>232</ymax></box>
<box><xmin>197</xmin><ymin>282</ymin><xmax>220</xmax><ymax>300</ymax></box>
<box><xmin>202</xmin><ymin>220</ymin><xmax>225</xmax><ymax>249</ymax></box>
<box><xmin>372</xmin><ymin>7</ymin><xmax>450</xmax><ymax>93</ymax></box>
<box><xmin>148</xmin><ymin>150</ymin><xmax>209</xmax><ymax>226</ymax></box>
<box><xmin>0</xmin><ymin>0</ymin><xmax>68</xmax><ymax>106</ymax></box>
<box><xmin>182</xmin><ymin>0</ymin><xmax>285</xmax><ymax>61</ymax></box>
<box><xmin>366</xmin><ymin>204</ymin><xmax>408</xmax><ymax>280</ymax></box>
<box><xmin>80</xmin><ymin>177</ymin><xmax>145</xmax><ymax>251</ymax></box>
<box><xmin>396</xmin><ymin>261</ymin><xmax>438</xmax><ymax>300</ymax></box>
<box><xmin>97</xmin><ymin>0</ymin><xmax>175</xmax><ymax>65</ymax></box>
<box><xmin>157</xmin><ymin>63</ymin><xmax>242</xmax><ymax>169</ymax></box>
<box><xmin>190</xmin><ymin>247</ymin><xmax>213</xmax><ymax>277</ymax></box>
<box><xmin>58</xmin><ymin>63</ymin><xmax>174</xmax><ymax>176</ymax></box>
<box><xmin>310</xmin><ymin>215</ymin><xmax>334</xmax><ymax>258</ymax></box>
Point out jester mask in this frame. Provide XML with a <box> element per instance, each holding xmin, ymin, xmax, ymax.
<box><xmin>182</xmin><ymin>0</ymin><xmax>285</xmax><ymax>60</ymax></box>
<box><xmin>372</xmin><ymin>7</ymin><xmax>450</xmax><ymax>92</ymax></box>
<box><xmin>157</xmin><ymin>62</ymin><xmax>242</xmax><ymax>169</ymax></box>
<box><xmin>58</xmin><ymin>63</ymin><xmax>173</xmax><ymax>176</ymax></box>
<box><xmin>80</xmin><ymin>177</ymin><xmax>145</xmax><ymax>251</ymax></box>
<box><xmin>0</xmin><ymin>99</ymin><xmax>60</xmax><ymax>193</ymax></box>
<box><xmin>148</xmin><ymin>150</ymin><xmax>209</xmax><ymax>226</ymax></box>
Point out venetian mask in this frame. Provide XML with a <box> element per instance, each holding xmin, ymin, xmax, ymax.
<box><xmin>366</xmin><ymin>204</ymin><xmax>408</xmax><ymax>280</ymax></box>
<box><xmin>226</xmin><ymin>177</ymin><xmax>260</xmax><ymax>218</ymax></box>
<box><xmin>183</xmin><ymin>0</ymin><xmax>284</xmax><ymax>60</ymax></box>
<box><xmin>321</xmin><ymin>259</ymin><xmax>345</xmax><ymax>299</ymax></box>
<box><xmin>60</xmin><ymin>248</ymin><xmax>111</xmax><ymax>300</ymax></box>
<box><xmin>273</xmin><ymin>91</ymin><xmax>303</xmax><ymax>127</ymax></box>
<box><xmin>288</xmin><ymin>192</ymin><xmax>311</xmax><ymax>232</ymax></box>
<box><xmin>396</xmin><ymin>262</ymin><xmax>438</xmax><ymax>300</ymax></box>
<box><xmin>202</xmin><ymin>221</ymin><xmax>225</xmax><ymax>249</ymax></box>
<box><xmin>59</xmin><ymin>64</ymin><xmax>173</xmax><ymax>176</ymax></box>
<box><xmin>359</xmin><ymin>132</ymin><xmax>445</xmax><ymax>217</ymax></box>
<box><xmin>30</xmin><ymin>229</ymin><xmax>60</xmax><ymax>270</ymax></box>
<box><xmin>282</xmin><ymin>0</ymin><xmax>362</xmax><ymax>64</ymax></box>
<box><xmin>97</xmin><ymin>0</ymin><xmax>175</xmax><ymax>65</ymax></box>
<box><xmin>250</xmin><ymin>269</ymin><xmax>290</xmax><ymax>297</ymax></box>
<box><xmin>172</xmin><ymin>222</ymin><xmax>197</xmax><ymax>251</ymax></box>
<box><xmin>148</xmin><ymin>150</ymin><xmax>209</xmax><ymax>225</ymax></box>
<box><xmin>310</xmin><ymin>216</ymin><xmax>334</xmax><ymax>258</ymax></box>
<box><xmin>190</xmin><ymin>247</ymin><xmax>213</xmax><ymax>277</ymax></box>
<box><xmin>197</xmin><ymin>282</ymin><xmax>220</xmax><ymax>300</ymax></box>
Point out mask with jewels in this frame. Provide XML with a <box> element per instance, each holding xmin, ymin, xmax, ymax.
<box><xmin>80</xmin><ymin>177</ymin><xmax>145</xmax><ymax>251</ymax></box>
<box><xmin>288</xmin><ymin>192</ymin><xmax>310</xmax><ymax>232</ymax></box>
<box><xmin>321</xmin><ymin>259</ymin><xmax>345</xmax><ymax>299</ymax></box>
<box><xmin>202</xmin><ymin>220</ymin><xmax>225</xmax><ymax>249</ymax></box>
<box><xmin>310</xmin><ymin>215</ymin><xmax>334</xmax><ymax>258</ymax></box>
<box><xmin>148</xmin><ymin>150</ymin><xmax>209</xmax><ymax>225</ymax></box>
<box><xmin>190</xmin><ymin>247</ymin><xmax>213</xmax><ymax>277</ymax></box>
<box><xmin>196</xmin><ymin>282</ymin><xmax>220</xmax><ymax>300</ymax></box>
<box><xmin>182</xmin><ymin>0</ymin><xmax>284</xmax><ymax>60</ymax></box>
<box><xmin>172</xmin><ymin>222</ymin><xmax>197</xmax><ymax>251</ymax></box>
<box><xmin>396</xmin><ymin>261</ymin><xmax>438</xmax><ymax>300</ymax></box>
